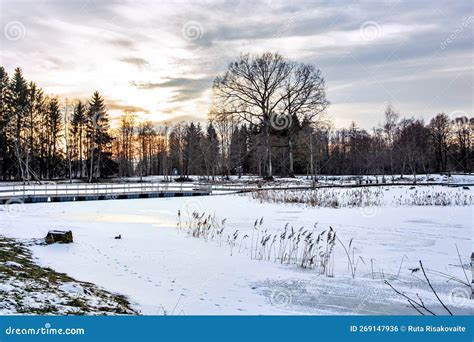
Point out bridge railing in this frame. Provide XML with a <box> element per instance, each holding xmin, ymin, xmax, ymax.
<box><xmin>0</xmin><ymin>181</ymin><xmax>270</xmax><ymax>199</ymax></box>
<box><xmin>0</xmin><ymin>180</ymin><xmax>470</xmax><ymax>200</ymax></box>
<box><xmin>0</xmin><ymin>182</ymin><xmax>218</xmax><ymax>198</ymax></box>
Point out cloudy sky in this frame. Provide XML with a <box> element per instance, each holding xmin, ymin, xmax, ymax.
<box><xmin>1</xmin><ymin>0</ymin><xmax>472</xmax><ymax>128</ymax></box>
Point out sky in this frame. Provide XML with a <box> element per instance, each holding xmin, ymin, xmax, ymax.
<box><xmin>0</xmin><ymin>0</ymin><xmax>472</xmax><ymax>129</ymax></box>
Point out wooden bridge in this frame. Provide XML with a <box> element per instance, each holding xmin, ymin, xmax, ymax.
<box><xmin>0</xmin><ymin>181</ymin><xmax>470</xmax><ymax>205</ymax></box>
<box><xmin>0</xmin><ymin>183</ymin><xmax>214</xmax><ymax>204</ymax></box>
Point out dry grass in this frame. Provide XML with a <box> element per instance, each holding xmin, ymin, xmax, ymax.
<box><xmin>176</xmin><ymin>211</ymin><xmax>347</xmax><ymax>278</ymax></box>
<box><xmin>249</xmin><ymin>187</ymin><xmax>472</xmax><ymax>207</ymax></box>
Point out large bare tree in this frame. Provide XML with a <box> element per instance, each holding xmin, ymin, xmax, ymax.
<box><xmin>279</xmin><ymin>62</ymin><xmax>328</xmax><ymax>176</ymax></box>
<box><xmin>212</xmin><ymin>52</ymin><xmax>292</xmax><ymax>178</ymax></box>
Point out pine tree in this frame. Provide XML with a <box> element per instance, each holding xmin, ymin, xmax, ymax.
<box><xmin>71</xmin><ymin>101</ymin><xmax>86</xmax><ymax>178</ymax></box>
<box><xmin>8</xmin><ymin>67</ymin><xmax>29</xmax><ymax>180</ymax></box>
<box><xmin>87</xmin><ymin>91</ymin><xmax>113</xmax><ymax>181</ymax></box>
<box><xmin>0</xmin><ymin>67</ymin><xmax>11</xmax><ymax>179</ymax></box>
<box><xmin>206</xmin><ymin>122</ymin><xmax>219</xmax><ymax>180</ymax></box>
<box><xmin>46</xmin><ymin>97</ymin><xmax>62</xmax><ymax>178</ymax></box>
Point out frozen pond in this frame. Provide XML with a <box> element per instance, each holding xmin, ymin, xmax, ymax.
<box><xmin>0</xmin><ymin>186</ymin><xmax>472</xmax><ymax>315</ymax></box>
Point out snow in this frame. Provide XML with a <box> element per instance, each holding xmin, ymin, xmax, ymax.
<box><xmin>0</xmin><ymin>185</ymin><xmax>472</xmax><ymax>315</ymax></box>
<box><xmin>59</xmin><ymin>283</ymin><xmax>85</xmax><ymax>296</ymax></box>
<box><xmin>4</xmin><ymin>261</ymin><xmax>23</xmax><ymax>268</ymax></box>
<box><xmin>0</xmin><ymin>236</ymin><xmax>137</xmax><ymax>315</ymax></box>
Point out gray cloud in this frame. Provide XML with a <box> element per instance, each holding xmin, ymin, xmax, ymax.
<box><xmin>107</xmin><ymin>99</ymin><xmax>150</xmax><ymax>114</ymax></box>
<box><xmin>158</xmin><ymin>114</ymin><xmax>205</xmax><ymax>126</ymax></box>
<box><xmin>130</xmin><ymin>77</ymin><xmax>213</xmax><ymax>103</ymax></box>
<box><xmin>108</xmin><ymin>37</ymin><xmax>135</xmax><ymax>48</ymax></box>
<box><xmin>119</xmin><ymin>57</ymin><xmax>149</xmax><ymax>68</ymax></box>
<box><xmin>1</xmin><ymin>0</ymin><xmax>471</xmax><ymax>128</ymax></box>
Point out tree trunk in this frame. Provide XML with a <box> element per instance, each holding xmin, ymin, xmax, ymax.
<box><xmin>79</xmin><ymin>126</ymin><xmax>83</xmax><ymax>179</ymax></box>
<box><xmin>309</xmin><ymin>133</ymin><xmax>314</xmax><ymax>182</ymax></box>
<box><xmin>288</xmin><ymin>136</ymin><xmax>295</xmax><ymax>177</ymax></box>
<box><xmin>89</xmin><ymin>129</ymin><xmax>95</xmax><ymax>183</ymax></box>
<box><xmin>264</xmin><ymin>121</ymin><xmax>272</xmax><ymax>179</ymax></box>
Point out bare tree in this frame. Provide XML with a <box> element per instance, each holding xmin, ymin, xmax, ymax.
<box><xmin>451</xmin><ymin>116</ymin><xmax>472</xmax><ymax>173</ymax></box>
<box><xmin>383</xmin><ymin>104</ymin><xmax>399</xmax><ymax>175</ymax></box>
<box><xmin>209</xmin><ymin>107</ymin><xmax>238</xmax><ymax>178</ymax></box>
<box><xmin>212</xmin><ymin>52</ymin><xmax>292</xmax><ymax>179</ymax></box>
<box><xmin>429</xmin><ymin>113</ymin><xmax>451</xmax><ymax>173</ymax></box>
<box><xmin>279</xmin><ymin>62</ymin><xmax>328</xmax><ymax>176</ymax></box>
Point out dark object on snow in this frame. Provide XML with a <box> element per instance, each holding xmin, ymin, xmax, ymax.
<box><xmin>463</xmin><ymin>186</ymin><xmax>470</xmax><ymax>190</ymax></box>
<box><xmin>45</xmin><ymin>230</ymin><xmax>73</xmax><ymax>244</ymax></box>
<box><xmin>409</xmin><ymin>186</ymin><xmax>416</xmax><ymax>190</ymax></box>
<box><xmin>115</xmin><ymin>234</ymin><xmax>121</xmax><ymax>240</ymax></box>
<box><xmin>174</xmin><ymin>176</ymin><xmax>194</xmax><ymax>182</ymax></box>
<box><xmin>409</xmin><ymin>267</ymin><xmax>420</xmax><ymax>274</ymax></box>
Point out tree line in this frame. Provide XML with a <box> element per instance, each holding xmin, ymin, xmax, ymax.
<box><xmin>0</xmin><ymin>55</ymin><xmax>472</xmax><ymax>183</ymax></box>
<box><xmin>0</xmin><ymin>66</ymin><xmax>113</xmax><ymax>182</ymax></box>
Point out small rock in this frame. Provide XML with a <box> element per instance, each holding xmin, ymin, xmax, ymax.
<box><xmin>45</xmin><ymin>230</ymin><xmax>73</xmax><ymax>244</ymax></box>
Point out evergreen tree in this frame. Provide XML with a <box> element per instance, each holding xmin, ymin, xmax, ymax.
<box><xmin>71</xmin><ymin>101</ymin><xmax>86</xmax><ymax>178</ymax></box>
<box><xmin>46</xmin><ymin>97</ymin><xmax>62</xmax><ymax>178</ymax></box>
<box><xmin>87</xmin><ymin>91</ymin><xmax>113</xmax><ymax>181</ymax></box>
<box><xmin>8</xmin><ymin>67</ymin><xmax>29</xmax><ymax>180</ymax></box>
<box><xmin>206</xmin><ymin>122</ymin><xmax>219</xmax><ymax>179</ymax></box>
<box><xmin>0</xmin><ymin>67</ymin><xmax>11</xmax><ymax>179</ymax></box>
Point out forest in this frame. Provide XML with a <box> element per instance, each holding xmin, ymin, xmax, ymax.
<box><xmin>0</xmin><ymin>53</ymin><xmax>472</xmax><ymax>183</ymax></box>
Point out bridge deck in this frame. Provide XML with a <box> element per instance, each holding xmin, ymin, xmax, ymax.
<box><xmin>0</xmin><ymin>181</ymin><xmax>470</xmax><ymax>205</ymax></box>
<box><xmin>0</xmin><ymin>183</ymin><xmax>215</xmax><ymax>204</ymax></box>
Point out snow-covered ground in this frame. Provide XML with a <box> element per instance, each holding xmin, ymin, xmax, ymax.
<box><xmin>0</xmin><ymin>185</ymin><xmax>472</xmax><ymax>315</ymax></box>
<box><xmin>0</xmin><ymin>236</ymin><xmax>137</xmax><ymax>315</ymax></box>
